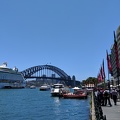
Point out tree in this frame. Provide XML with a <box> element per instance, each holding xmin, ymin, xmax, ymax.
<box><xmin>82</xmin><ymin>80</ymin><xmax>87</xmax><ymax>86</ymax></box>
<box><xmin>81</xmin><ymin>77</ymin><xmax>98</xmax><ymax>86</ymax></box>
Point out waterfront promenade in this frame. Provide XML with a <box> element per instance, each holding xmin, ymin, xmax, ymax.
<box><xmin>102</xmin><ymin>99</ymin><xmax>120</xmax><ymax>120</ymax></box>
<box><xmin>91</xmin><ymin>92</ymin><xmax>120</xmax><ymax>120</ymax></box>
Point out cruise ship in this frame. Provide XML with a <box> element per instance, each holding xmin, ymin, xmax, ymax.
<box><xmin>0</xmin><ymin>62</ymin><xmax>26</xmax><ymax>89</ymax></box>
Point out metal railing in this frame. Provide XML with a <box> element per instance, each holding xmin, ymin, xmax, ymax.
<box><xmin>93</xmin><ymin>92</ymin><xmax>106</xmax><ymax>120</ymax></box>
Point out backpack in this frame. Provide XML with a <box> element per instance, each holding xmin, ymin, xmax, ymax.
<box><xmin>104</xmin><ymin>91</ymin><xmax>109</xmax><ymax>97</ymax></box>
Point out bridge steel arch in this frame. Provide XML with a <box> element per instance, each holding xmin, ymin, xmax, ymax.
<box><xmin>21</xmin><ymin>65</ymin><xmax>70</xmax><ymax>80</ymax></box>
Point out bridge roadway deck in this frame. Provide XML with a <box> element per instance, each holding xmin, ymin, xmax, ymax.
<box><xmin>102</xmin><ymin>99</ymin><xmax>120</xmax><ymax>120</ymax></box>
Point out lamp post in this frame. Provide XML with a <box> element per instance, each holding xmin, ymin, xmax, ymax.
<box><xmin>118</xmin><ymin>84</ymin><xmax>120</xmax><ymax>96</ymax></box>
<box><xmin>111</xmin><ymin>77</ymin><xmax>114</xmax><ymax>86</ymax></box>
<box><xmin>110</xmin><ymin>85</ymin><xmax>113</xmax><ymax>89</ymax></box>
<box><xmin>117</xmin><ymin>75</ymin><xmax>120</xmax><ymax>88</ymax></box>
<box><xmin>107</xmin><ymin>80</ymin><xmax>110</xmax><ymax>92</ymax></box>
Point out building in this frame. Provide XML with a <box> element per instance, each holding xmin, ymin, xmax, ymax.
<box><xmin>116</xmin><ymin>26</ymin><xmax>120</xmax><ymax>64</ymax></box>
<box><xmin>110</xmin><ymin>26</ymin><xmax>120</xmax><ymax>86</ymax></box>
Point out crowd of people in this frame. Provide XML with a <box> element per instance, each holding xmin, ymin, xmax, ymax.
<box><xmin>94</xmin><ymin>87</ymin><xmax>119</xmax><ymax>106</ymax></box>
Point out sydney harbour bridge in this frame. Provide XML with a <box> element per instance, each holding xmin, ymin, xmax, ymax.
<box><xmin>21</xmin><ymin>64</ymin><xmax>81</xmax><ymax>87</ymax></box>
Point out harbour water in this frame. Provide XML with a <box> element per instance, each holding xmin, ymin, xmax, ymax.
<box><xmin>0</xmin><ymin>88</ymin><xmax>90</xmax><ymax>120</ymax></box>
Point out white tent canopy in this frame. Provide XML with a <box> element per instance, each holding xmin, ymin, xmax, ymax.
<box><xmin>72</xmin><ymin>87</ymin><xmax>80</xmax><ymax>90</ymax></box>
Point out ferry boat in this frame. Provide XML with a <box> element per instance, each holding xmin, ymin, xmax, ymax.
<box><xmin>0</xmin><ymin>62</ymin><xmax>26</xmax><ymax>89</ymax></box>
<box><xmin>50</xmin><ymin>83</ymin><xmax>70</xmax><ymax>97</ymax></box>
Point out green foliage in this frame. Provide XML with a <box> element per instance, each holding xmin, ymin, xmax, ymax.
<box><xmin>81</xmin><ymin>77</ymin><xmax>98</xmax><ymax>86</ymax></box>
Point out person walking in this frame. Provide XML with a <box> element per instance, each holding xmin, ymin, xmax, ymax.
<box><xmin>103</xmin><ymin>89</ymin><xmax>112</xmax><ymax>106</ymax></box>
<box><xmin>111</xmin><ymin>88</ymin><xmax>118</xmax><ymax>105</ymax></box>
<box><xmin>97</xmin><ymin>89</ymin><xmax>101</xmax><ymax>104</ymax></box>
<box><xmin>97</xmin><ymin>88</ymin><xmax>104</xmax><ymax>106</ymax></box>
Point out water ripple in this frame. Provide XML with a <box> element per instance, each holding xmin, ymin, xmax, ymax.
<box><xmin>0</xmin><ymin>88</ymin><xmax>90</xmax><ymax>120</ymax></box>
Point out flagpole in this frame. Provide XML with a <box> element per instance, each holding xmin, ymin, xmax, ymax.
<box><xmin>103</xmin><ymin>59</ymin><xmax>106</xmax><ymax>90</ymax></box>
<box><xmin>107</xmin><ymin>58</ymin><xmax>110</xmax><ymax>91</ymax></box>
<box><xmin>103</xmin><ymin>78</ymin><xmax>105</xmax><ymax>90</ymax></box>
<box><xmin>108</xmin><ymin>71</ymin><xmax>109</xmax><ymax>81</ymax></box>
<box><xmin>108</xmin><ymin>71</ymin><xmax>110</xmax><ymax>91</ymax></box>
<box><xmin>106</xmin><ymin>49</ymin><xmax>113</xmax><ymax>91</ymax></box>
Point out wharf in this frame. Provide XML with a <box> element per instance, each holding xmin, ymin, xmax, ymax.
<box><xmin>102</xmin><ymin>99</ymin><xmax>120</xmax><ymax>120</ymax></box>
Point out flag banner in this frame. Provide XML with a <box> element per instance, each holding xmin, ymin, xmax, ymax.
<box><xmin>106</xmin><ymin>50</ymin><xmax>112</xmax><ymax>75</ymax></box>
<box><xmin>100</xmin><ymin>66</ymin><xmax>103</xmax><ymax>80</ymax></box>
<box><xmin>97</xmin><ymin>66</ymin><xmax>104</xmax><ymax>83</ymax></box>
<box><xmin>97</xmin><ymin>60</ymin><xmax>106</xmax><ymax>83</ymax></box>
<box><xmin>97</xmin><ymin>72</ymin><xmax>102</xmax><ymax>83</ymax></box>
<box><xmin>102</xmin><ymin>60</ymin><xmax>106</xmax><ymax>79</ymax></box>
<box><xmin>100</xmin><ymin>65</ymin><xmax>104</xmax><ymax>82</ymax></box>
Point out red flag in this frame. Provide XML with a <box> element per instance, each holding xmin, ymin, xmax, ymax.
<box><xmin>106</xmin><ymin>50</ymin><xmax>112</xmax><ymax>74</ymax></box>
<box><xmin>97</xmin><ymin>72</ymin><xmax>102</xmax><ymax>83</ymax></box>
<box><xmin>97</xmin><ymin>74</ymin><xmax>100</xmax><ymax>83</ymax></box>
<box><xmin>102</xmin><ymin>60</ymin><xmax>106</xmax><ymax>79</ymax></box>
<box><xmin>100</xmin><ymin>66</ymin><xmax>104</xmax><ymax>81</ymax></box>
<box><xmin>99</xmin><ymin>66</ymin><xmax>105</xmax><ymax>82</ymax></box>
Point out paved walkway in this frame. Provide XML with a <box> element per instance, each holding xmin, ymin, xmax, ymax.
<box><xmin>102</xmin><ymin>99</ymin><xmax>120</xmax><ymax>120</ymax></box>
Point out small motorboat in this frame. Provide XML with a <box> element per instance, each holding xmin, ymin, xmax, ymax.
<box><xmin>63</xmin><ymin>87</ymin><xmax>87</xmax><ymax>99</ymax></box>
<box><xmin>30</xmin><ymin>85</ymin><xmax>36</xmax><ymax>89</ymax></box>
<box><xmin>39</xmin><ymin>84</ymin><xmax>50</xmax><ymax>91</ymax></box>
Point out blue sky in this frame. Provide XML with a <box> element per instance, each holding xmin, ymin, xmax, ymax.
<box><xmin>0</xmin><ymin>0</ymin><xmax>120</xmax><ymax>81</ymax></box>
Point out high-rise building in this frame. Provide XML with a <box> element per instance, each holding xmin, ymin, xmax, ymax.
<box><xmin>110</xmin><ymin>26</ymin><xmax>120</xmax><ymax>86</ymax></box>
<box><xmin>116</xmin><ymin>26</ymin><xmax>120</xmax><ymax>63</ymax></box>
<box><xmin>110</xmin><ymin>43</ymin><xmax>117</xmax><ymax>85</ymax></box>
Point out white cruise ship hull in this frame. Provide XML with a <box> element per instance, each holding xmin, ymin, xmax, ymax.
<box><xmin>0</xmin><ymin>82</ymin><xmax>25</xmax><ymax>89</ymax></box>
<box><xmin>0</xmin><ymin>62</ymin><xmax>26</xmax><ymax>89</ymax></box>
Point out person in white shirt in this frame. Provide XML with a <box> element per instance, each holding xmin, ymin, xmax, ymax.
<box><xmin>111</xmin><ymin>88</ymin><xmax>118</xmax><ymax>105</ymax></box>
